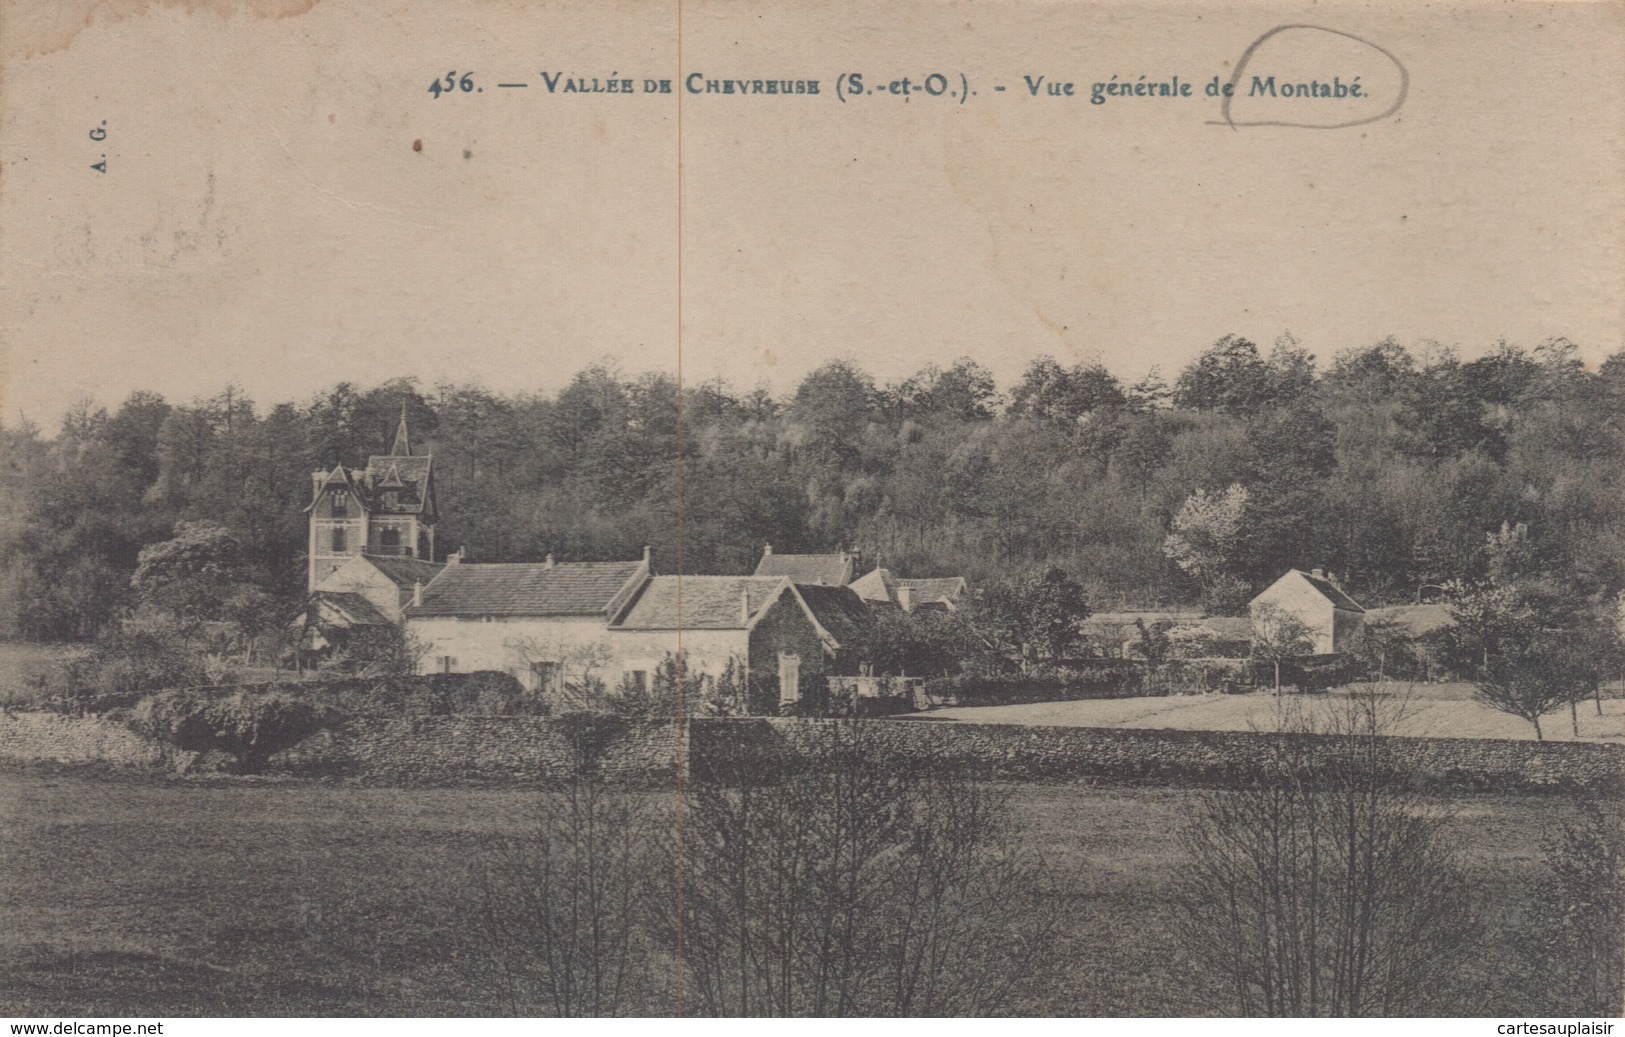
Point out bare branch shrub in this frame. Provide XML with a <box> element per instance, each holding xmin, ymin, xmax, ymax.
<box><xmin>1531</xmin><ymin>797</ymin><xmax>1624</xmax><ymax>1016</ymax></box>
<box><xmin>1177</xmin><ymin>685</ymin><xmax>1478</xmax><ymax>1016</ymax></box>
<box><xmin>468</xmin><ymin>728</ymin><xmax>662</xmax><ymax>1016</ymax></box>
<box><xmin>653</xmin><ymin>721</ymin><xmax>1070</xmax><ymax>1016</ymax></box>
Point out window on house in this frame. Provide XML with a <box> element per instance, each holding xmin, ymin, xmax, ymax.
<box><xmin>438</xmin><ymin>655</ymin><xmax>457</xmax><ymax>674</ymax></box>
<box><xmin>331</xmin><ymin>490</ymin><xmax>347</xmax><ymax>515</ymax></box>
<box><xmin>530</xmin><ymin>661</ymin><xmax>558</xmax><ymax>692</ymax></box>
<box><xmin>383</xmin><ymin>491</ymin><xmax>399</xmax><ymax>508</ymax></box>
<box><xmin>331</xmin><ymin>528</ymin><xmax>347</xmax><ymax>553</ymax></box>
<box><xmin>627</xmin><ymin>670</ymin><xmax>648</xmax><ymax>693</ymax></box>
<box><xmin>379</xmin><ymin>528</ymin><xmax>401</xmax><ymax>550</ymax></box>
<box><xmin>778</xmin><ymin>653</ymin><xmax>801</xmax><ymax>705</ymax></box>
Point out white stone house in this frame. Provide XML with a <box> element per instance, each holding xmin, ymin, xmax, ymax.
<box><xmin>1249</xmin><ymin>567</ymin><xmax>1366</xmax><ymax>656</ymax></box>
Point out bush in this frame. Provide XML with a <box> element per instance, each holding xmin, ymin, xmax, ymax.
<box><xmin>924</xmin><ymin>662</ymin><xmax>1145</xmax><ymax>706</ymax></box>
<box><xmin>1529</xmin><ymin>797</ymin><xmax>1624</xmax><ymax>1015</ymax></box>
<box><xmin>132</xmin><ymin>689</ymin><xmax>331</xmax><ymax>773</ymax></box>
<box><xmin>40</xmin><ymin>621</ymin><xmax>207</xmax><ymax>715</ymax></box>
<box><xmin>656</xmin><ymin>720</ymin><xmax>1073</xmax><ymax>1015</ymax></box>
<box><xmin>1177</xmin><ymin>689</ymin><xmax>1479</xmax><ymax>1015</ymax></box>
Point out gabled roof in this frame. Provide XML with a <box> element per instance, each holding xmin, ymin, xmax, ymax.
<box><xmin>362</xmin><ymin>554</ymin><xmax>445</xmax><ymax>589</ymax></box>
<box><xmin>363</xmin><ymin>454</ymin><xmax>433</xmax><ymax>515</ymax></box>
<box><xmin>849</xmin><ymin>568</ymin><xmax>899</xmax><ymax>604</ymax></box>
<box><xmin>1256</xmin><ymin>569</ymin><xmax>1366</xmax><ymax>613</ymax></box>
<box><xmin>406</xmin><ymin>559</ymin><xmax>647</xmax><ymax>618</ymax></box>
<box><xmin>1295</xmin><ymin>570</ymin><xmax>1365</xmax><ymax>613</ymax></box>
<box><xmin>312</xmin><ymin>591</ymin><xmax>393</xmax><ymax>628</ymax></box>
<box><xmin>611</xmin><ymin>576</ymin><xmax>789</xmax><ymax>630</ymax></box>
<box><xmin>794</xmin><ymin>584</ymin><xmax>873</xmax><ymax>648</ymax></box>
<box><xmin>897</xmin><ymin>577</ymin><xmax>967</xmax><ymax>602</ymax></box>
<box><xmin>753</xmin><ymin>549</ymin><xmax>854</xmax><ymax>586</ymax></box>
<box><xmin>305</xmin><ymin>465</ymin><xmax>366</xmax><ymax>512</ymax></box>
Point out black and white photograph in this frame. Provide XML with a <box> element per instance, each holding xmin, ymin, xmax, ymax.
<box><xmin>1</xmin><ymin>0</ymin><xmax>1622</xmax><ymax>1023</ymax></box>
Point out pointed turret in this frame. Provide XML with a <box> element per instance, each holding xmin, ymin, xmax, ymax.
<box><xmin>390</xmin><ymin>405</ymin><xmax>411</xmax><ymax>456</ymax></box>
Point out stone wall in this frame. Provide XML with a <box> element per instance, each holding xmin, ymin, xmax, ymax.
<box><xmin>5</xmin><ymin>709</ymin><xmax>1621</xmax><ymax>794</ymax></box>
<box><xmin>267</xmin><ymin>714</ymin><xmax>683</xmax><ymax>785</ymax></box>
<box><xmin>688</xmin><ymin>717</ymin><xmax>1625</xmax><ymax>794</ymax></box>
<box><xmin>0</xmin><ymin>711</ymin><xmax>192</xmax><ymax>771</ymax></box>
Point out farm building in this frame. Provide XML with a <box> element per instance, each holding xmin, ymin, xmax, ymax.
<box><xmin>403</xmin><ymin>551</ymin><xmax>651</xmax><ymax>693</ymax></box>
<box><xmin>1249</xmin><ymin>568</ymin><xmax>1366</xmax><ymax>655</ymax></box>
<box><xmin>606</xmin><ymin>575</ymin><xmax>868</xmax><ymax>707</ymax></box>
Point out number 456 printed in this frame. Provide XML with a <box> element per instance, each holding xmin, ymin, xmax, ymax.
<box><xmin>428</xmin><ymin>71</ymin><xmax>479</xmax><ymax>97</ymax></box>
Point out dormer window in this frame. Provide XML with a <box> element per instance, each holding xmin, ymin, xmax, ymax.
<box><xmin>383</xmin><ymin>491</ymin><xmax>399</xmax><ymax>509</ymax></box>
<box><xmin>331</xmin><ymin>490</ymin><xmax>348</xmax><ymax>516</ymax></box>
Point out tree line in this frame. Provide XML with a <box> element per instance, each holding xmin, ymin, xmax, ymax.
<box><xmin>3</xmin><ymin>332</ymin><xmax>1622</xmax><ymax>641</ymax></box>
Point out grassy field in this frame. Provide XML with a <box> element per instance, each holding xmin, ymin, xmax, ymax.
<box><xmin>918</xmin><ymin>683</ymin><xmax>1625</xmax><ymax>742</ymax></box>
<box><xmin>0</xmin><ymin>765</ymin><xmax>1593</xmax><ymax>1017</ymax></box>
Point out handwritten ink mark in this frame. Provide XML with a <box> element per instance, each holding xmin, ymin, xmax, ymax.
<box><xmin>1210</xmin><ymin>24</ymin><xmax>1409</xmax><ymax>130</ymax></box>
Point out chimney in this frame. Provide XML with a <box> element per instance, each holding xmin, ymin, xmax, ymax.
<box><xmin>1311</xmin><ymin>567</ymin><xmax>1326</xmax><ymax>580</ymax></box>
<box><xmin>311</xmin><ymin>470</ymin><xmax>325</xmax><ymax>499</ymax></box>
<box><xmin>412</xmin><ymin>580</ymin><xmax>423</xmax><ymax>607</ymax></box>
<box><xmin>545</xmin><ymin>552</ymin><xmax>555</xmax><ymax>570</ymax></box>
<box><xmin>898</xmin><ymin>585</ymin><xmax>914</xmax><ymax>612</ymax></box>
<box><xmin>448</xmin><ymin>548</ymin><xmax>463</xmax><ymax>565</ymax></box>
<box><xmin>763</xmin><ymin>542</ymin><xmax>772</xmax><ymax>556</ymax></box>
<box><xmin>643</xmin><ymin>544</ymin><xmax>652</xmax><ymax>565</ymax></box>
<box><xmin>740</xmin><ymin>589</ymin><xmax>751</xmax><ymax>626</ymax></box>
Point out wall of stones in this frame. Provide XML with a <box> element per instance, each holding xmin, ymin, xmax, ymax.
<box><xmin>5</xmin><ymin>709</ymin><xmax>1620</xmax><ymax>794</ymax></box>
<box><xmin>267</xmin><ymin>714</ymin><xmax>684</xmax><ymax>785</ymax></box>
<box><xmin>688</xmin><ymin>717</ymin><xmax>1625</xmax><ymax>794</ymax></box>
<box><xmin>0</xmin><ymin>711</ymin><xmax>192</xmax><ymax>771</ymax></box>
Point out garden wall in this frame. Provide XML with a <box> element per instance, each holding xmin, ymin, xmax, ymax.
<box><xmin>0</xmin><ymin>711</ymin><xmax>192</xmax><ymax>771</ymax></box>
<box><xmin>688</xmin><ymin>717</ymin><xmax>1625</xmax><ymax>794</ymax></box>
<box><xmin>267</xmin><ymin>715</ymin><xmax>684</xmax><ymax>785</ymax></box>
<box><xmin>4</xmin><ymin>710</ymin><xmax>1620</xmax><ymax>793</ymax></box>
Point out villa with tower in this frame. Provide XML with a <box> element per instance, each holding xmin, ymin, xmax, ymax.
<box><xmin>297</xmin><ymin>409</ymin><xmax>965</xmax><ymax>709</ymax></box>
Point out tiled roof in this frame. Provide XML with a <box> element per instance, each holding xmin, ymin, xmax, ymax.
<box><xmin>1296</xmin><ymin>571</ymin><xmax>1366</xmax><ymax>613</ymax></box>
<box><xmin>408</xmin><ymin>560</ymin><xmax>646</xmax><ymax>617</ymax></box>
<box><xmin>363</xmin><ymin>455</ymin><xmax>432</xmax><ymax>514</ymax></box>
<box><xmin>794</xmin><ymin>584</ymin><xmax>872</xmax><ymax>648</ymax></box>
<box><xmin>611</xmin><ymin>576</ymin><xmax>789</xmax><ymax>630</ymax></box>
<box><xmin>849</xmin><ymin>568</ymin><xmax>899</xmax><ymax>603</ymax></box>
<box><xmin>1366</xmin><ymin>604</ymin><xmax>1453</xmax><ymax>636</ymax></box>
<box><xmin>753</xmin><ymin>552</ymin><xmax>853</xmax><ymax>586</ymax></box>
<box><xmin>314</xmin><ymin>592</ymin><xmax>393</xmax><ymax>628</ymax></box>
<box><xmin>897</xmin><ymin>577</ymin><xmax>967</xmax><ymax>602</ymax></box>
<box><xmin>363</xmin><ymin>555</ymin><xmax>444</xmax><ymax>589</ymax></box>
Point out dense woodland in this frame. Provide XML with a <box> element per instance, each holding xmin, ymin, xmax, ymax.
<box><xmin>2</xmin><ymin>333</ymin><xmax>1623</xmax><ymax>643</ymax></box>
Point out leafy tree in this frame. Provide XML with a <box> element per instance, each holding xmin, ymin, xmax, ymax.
<box><xmin>1007</xmin><ymin>355</ymin><xmax>1126</xmax><ymax>428</ymax></box>
<box><xmin>1163</xmin><ymin>484</ymin><xmax>1250</xmax><ymax>592</ymax></box>
<box><xmin>970</xmin><ymin>566</ymin><xmax>1091</xmax><ymax>668</ymax></box>
<box><xmin>1470</xmin><ymin>631</ymin><xmax>1597</xmax><ymax>740</ymax></box>
<box><xmin>130</xmin><ymin>521</ymin><xmax>245</xmax><ymax>636</ymax></box>
<box><xmin>1174</xmin><ymin>335</ymin><xmax>1273</xmax><ymax>415</ymax></box>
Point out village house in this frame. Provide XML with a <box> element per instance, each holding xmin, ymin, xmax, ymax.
<box><xmin>1249</xmin><ymin>567</ymin><xmax>1366</xmax><ymax>655</ymax></box>
<box><xmin>606</xmin><ymin>575</ymin><xmax>868</xmax><ymax>707</ymax></box>
<box><xmin>403</xmin><ymin>550</ymin><xmax>651</xmax><ymax>694</ymax></box>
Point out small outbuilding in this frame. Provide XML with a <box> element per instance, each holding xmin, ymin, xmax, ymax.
<box><xmin>1249</xmin><ymin>567</ymin><xmax>1366</xmax><ymax>655</ymax></box>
